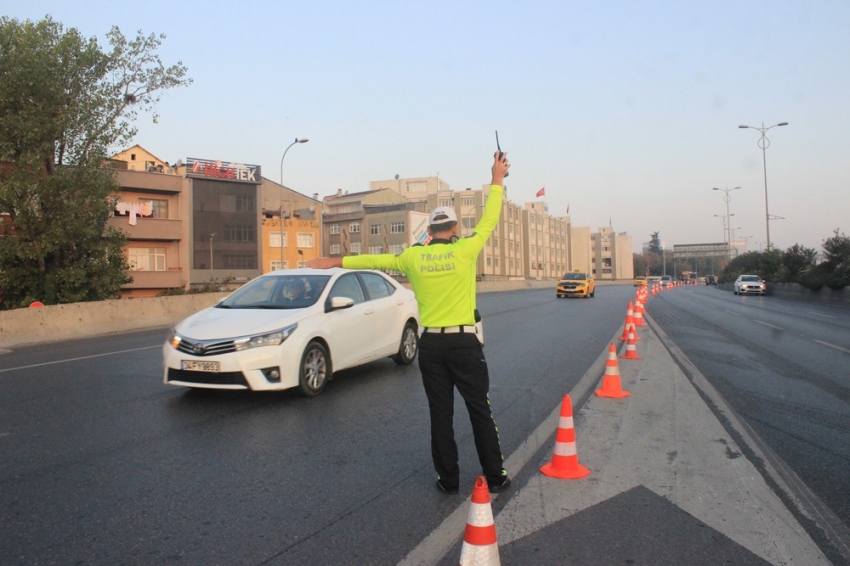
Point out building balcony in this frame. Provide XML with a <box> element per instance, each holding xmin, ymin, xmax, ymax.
<box><xmin>123</xmin><ymin>269</ymin><xmax>185</xmax><ymax>289</ymax></box>
<box><xmin>108</xmin><ymin>217</ymin><xmax>183</xmax><ymax>241</ymax></box>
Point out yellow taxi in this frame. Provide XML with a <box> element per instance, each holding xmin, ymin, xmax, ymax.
<box><xmin>556</xmin><ymin>271</ymin><xmax>595</xmax><ymax>298</ymax></box>
<box><xmin>633</xmin><ymin>275</ymin><xmax>647</xmax><ymax>287</ymax></box>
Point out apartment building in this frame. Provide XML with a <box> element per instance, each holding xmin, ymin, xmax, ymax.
<box><xmin>109</xmin><ymin>152</ymin><xmax>264</xmax><ymax>297</ymax></box>
<box><xmin>260</xmin><ymin>178</ymin><xmax>322</xmax><ymax>272</ymax></box>
<box><xmin>370</xmin><ymin>175</ymin><xmax>450</xmax><ymax>204</ymax></box>
<box><xmin>322</xmin><ymin>188</ymin><xmax>428</xmax><ymax>259</ymax></box>
<box><xmin>523</xmin><ymin>202</ymin><xmax>570</xmax><ymax>279</ymax></box>
<box><xmin>591</xmin><ymin>226</ymin><xmax>634</xmax><ymax>280</ymax></box>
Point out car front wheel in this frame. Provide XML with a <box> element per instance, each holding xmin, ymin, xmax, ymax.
<box><xmin>392</xmin><ymin>322</ymin><xmax>418</xmax><ymax>365</ymax></box>
<box><xmin>298</xmin><ymin>342</ymin><xmax>330</xmax><ymax>396</ymax></box>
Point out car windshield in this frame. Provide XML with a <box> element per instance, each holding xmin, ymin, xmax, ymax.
<box><xmin>741</xmin><ymin>275</ymin><xmax>761</xmax><ymax>282</ymax></box>
<box><xmin>561</xmin><ymin>273</ymin><xmax>586</xmax><ymax>281</ymax></box>
<box><xmin>661</xmin><ymin>276</ymin><xmax>671</xmax><ymax>281</ymax></box>
<box><xmin>217</xmin><ymin>275</ymin><xmax>330</xmax><ymax>309</ymax></box>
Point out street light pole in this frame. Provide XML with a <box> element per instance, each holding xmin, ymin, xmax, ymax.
<box><xmin>739</xmin><ymin>122</ymin><xmax>788</xmax><ymax>251</ymax></box>
<box><xmin>712</xmin><ymin>186</ymin><xmax>740</xmax><ymax>249</ymax></box>
<box><xmin>279</xmin><ymin>138</ymin><xmax>309</xmax><ymax>270</ymax></box>
<box><xmin>209</xmin><ymin>233</ymin><xmax>216</xmax><ymax>272</ymax></box>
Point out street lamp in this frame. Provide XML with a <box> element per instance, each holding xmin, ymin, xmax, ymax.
<box><xmin>713</xmin><ymin>213</ymin><xmax>734</xmax><ymax>247</ymax></box>
<box><xmin>739</xmin><ymin>122</ymin><xmax>788</xmax><ymax>251</ymax></box>
<box><xmin>209</xmin><ymin>233</ymin><xmax>216</xmax><ymax>271</ymax></box>
<box><xmin>712</xmin><ymin>186</ymin><xmax>740</xmax><ymax>247</ymax></box>
<box><xmin>279</xmin><ymin>138</ymin><xmax>309</xmax><ymax>270</ymax></box>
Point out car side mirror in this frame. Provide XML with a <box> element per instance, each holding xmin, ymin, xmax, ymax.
<box><xmin>325</xmin><ymin>296</ymin><xmax>355</xmax><ymax>312</ymax></box>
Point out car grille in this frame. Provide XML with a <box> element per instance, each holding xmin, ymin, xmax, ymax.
<box><xmin>176</xmin><ymin>337</ymin><xmax>237</xmax><ymax>356</ymax></box>
<box><xmin>167</xmin><ymin>368</ymin><xmax>249</xmax><ymax>387</ymax></box>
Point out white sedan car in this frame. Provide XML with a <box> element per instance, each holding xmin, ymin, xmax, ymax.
<box><xmin>734</xmin><ymin>274</ymin><xmax>766</xmax><ymax>296</ymax></box>
<box><xmin>163</xmin><ymin>268</ymin><xmax>419</xmax><ymax>396</ymax></box>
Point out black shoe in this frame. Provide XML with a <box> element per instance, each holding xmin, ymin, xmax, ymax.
<box><xmin>488</xmin><ymin>476</ymin><xmax>511</xmax><ymax>494</ymax></box>
<box><xmin>436</xmin><ymin>479</ymin><xmax>459</xmax><ymax>494</ymax></box>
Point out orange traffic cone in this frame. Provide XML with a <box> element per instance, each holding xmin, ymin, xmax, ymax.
<box><xmin>596</xmin><ymin>344</ymin><xmax>630</xmax><ymax>398</ymax></box>
<box><xmin>459</xmin><ymin>476</ymin><xmax>500</xmax><ymax>566</ymax></box>
<box><xmin>620</xmin><ymin>329</ymin><xmax>641</xmax><ymax>360</ymax></box>
<box><xmin>540</xmin><ymin>394</ymin><xmax>590</xmax><ymax>480</ymax></box>
<box><xmin>632</xmin><ymin>300</ymin><xmax>646</xmax><ymax>327</ymax></box>
<box><xmin>619</xmin><ymin>302</ymin><xmax>634</xmax><ymax>341</ymax></box>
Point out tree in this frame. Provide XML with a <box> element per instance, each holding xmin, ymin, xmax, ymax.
<box><xmin>821</xmin><ymin>229</ymin><xmax>850</xmax><ymax>270</ymax></box>
<box><xmin>648</xmin><ymin>232</ymin><xmax>662</xmax><ymax>254</ymax></box>
<box><xmin>0</xmin><ymin>16</ymin><xmax>191</xmax><ymax>308</ymax></box>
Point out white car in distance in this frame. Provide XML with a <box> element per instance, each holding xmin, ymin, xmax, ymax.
<box><xmin>163</xmin><ymin>268</ymin><xmax>420</xmax><ymax>396</ymax></box>
<box><xmin>734</xmin><ymin>274</ymin><xmax>766</xmax><ymax>296</ymax></box>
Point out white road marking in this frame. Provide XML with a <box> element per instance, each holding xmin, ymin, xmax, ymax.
<box><xmin>724</xmin><ymin>310</ymin><xmax>742</xmax><ymax>317</ymax></box>
<box><xmin>0</xmin><ymin>345</ymin><xmax>160</xmax><ymax>374</ymax></box>
<box><xmin>775</xmin><ymin>306</ymin><xmax>794</xmax><ymax>311</ymax></box>
<box><xmin>807</xmin><ymin>311</ymin><xmax>838</xmax><ymax>319</ymax></box>
<box><xmin>0</xmin><ymin>432</ymin><xmax>9</xmax><ymax>438</ymax></box>
<box><xmin>754</xmin><ymin>320</ymin><xmax>784</xmax><ymax>330</ymax></box>
<box><xmin>813</xmin><ymin>340</ymin><xmax>850</xmax><ymax>354</ymax></box>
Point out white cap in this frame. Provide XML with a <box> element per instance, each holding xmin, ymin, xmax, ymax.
<box><xmin>428</xmin><ymin>206</ymin><xmax>457</xmax><ymax>225</ymax></box>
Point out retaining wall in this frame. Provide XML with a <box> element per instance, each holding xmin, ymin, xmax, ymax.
<box><xmin>1</xmin><ymin>279</ymin><xmax>574</xmax><ymax>349</ymax></box>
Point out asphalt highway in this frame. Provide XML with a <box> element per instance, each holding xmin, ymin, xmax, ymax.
<box><xmin>1</xmin><ymin>284</ymin><xmax>848</xmax><ymax>564</ymax></box>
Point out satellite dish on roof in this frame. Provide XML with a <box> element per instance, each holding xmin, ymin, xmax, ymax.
<box><xmin>175</xmin><ymin>159</ymin><xmax>183</xmax><ymax>167</ymax></box>
<box><xmin>309</xmin><ymin>205</ymin><xmax>315</xmax><ymax>212</ymax></box>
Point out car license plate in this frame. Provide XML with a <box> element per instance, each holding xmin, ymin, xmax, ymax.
<box><xmin>181</xmin><ymin>360</ymin><xmax>220</xmax><ymax>372</ymax></box>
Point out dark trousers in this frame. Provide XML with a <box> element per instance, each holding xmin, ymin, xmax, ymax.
<box><xmin>417</xmin><ymin>332</ymin><xmax>506</xmax><ymax>487</ymax></box>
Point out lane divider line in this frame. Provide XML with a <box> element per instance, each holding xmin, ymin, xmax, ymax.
<box><xmin>813</xmin><ymin>340</ymin><xmax>850</xmax><ymax>354</ymax></box>
<box><xmin>754</xmin><ymin>320</ymin><xmax>784</xmax><ymax>330</ymax></box>
<box><xmin>724</xmin><ymin>310</ymin><xmax>742</xmax><ymax>317</ymax></box>
<box><xmin>0</xmin><ymin>345</ymin><xmax>161</xmax><ymax>375</ymax></box>
<box><xmin>807</xmin><ymin>312</ymin><xmax>838</xmax><ymax>319</ymax></box>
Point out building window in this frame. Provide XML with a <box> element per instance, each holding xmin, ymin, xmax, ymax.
<box><xmin>128</xmin><ymin>248</ymin><xmax>165</xmax><ymax>271</ymax></box>
<box><xmin>350</xmin><ymin>222</ymin><xmax>360</xmax><ymax>233</ymax></box>
<box><xmin>330</xmin><ymin>243</ymin><xmax>341</xmax><ymax>255</ymax></box>
<box><xmin>461</xmin><ymin>196</ymin><xmax>475</xmax><ymax>206</ymax></box>
<box><xmin>297</xmin><ymin>233</ymin><xmax>314</xmax><ymax>248</ymax></box>
<box><xmin>486</xmin><ymin>257</ymin><xmax>491</xmax><ymax>266</ymax></box>
<box><xmin>236</xmin><ymin>195</ymin><xmax>254</xmax><ymax>212</ymax></box>
<box><xmin>224</xmin><ymin>254</ymin><xmax>255</xmax><ymax>269</ymax></box>
<box><xmin>270</xmin><ymin>261</ymin><xmax>282</xmax><ymax>271</ymax></box>
<box><xmin>370</xmin><ymin>224</ymin><xmax>381</xmax><ymax>235</ymax></box>
<box><xmin>389</xmin><ymin>244</ymin><xmax>405</xmax><ymax>255</ymax></box>
<box><xmin>270</xmin><ymin>232</ymin><xmax>281</xmax><ymax>248</ymax></box>
<box><xmin>142</xmin><ymin>199</ymin><xmax>168</xmax><ymax>219</ymax></box>
<box><xmin>330</xmin><ymin>224</ymin><xmax>340</xmax><ymax>235</ymax></box>
<box><xmin>369</xmin><ymin>245</ymin><xmax>384</xmax><ymax>254</ymax></box>
<box><xmin>224</xmin><ymin>224</ymin><xmax>255</xmax><ymax>242</ymax></box>
<box><xmin>462</xmin><ymin>216</ymin><xmax>475</xmax><ymax>230</ymax></box>
<box><xmin>298</xmin><ymin>260</ymin><xmax>307</xmax><ymax>268</ymax></box>
<box><xmin>390</xmin><ymin>222</ymin><xmax>405</xmax><ymax>234</ymax></box>
<box><xmin>350</xmin><ymin>242</ymin><xmax>361</xmax><ymax>255</ymax></box>
<box><xmin>438</xmin><ymin>197</ymin><xmax>453</xmax><ymax>207</ymax></box>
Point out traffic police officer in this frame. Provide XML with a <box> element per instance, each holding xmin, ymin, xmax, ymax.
<box><xmin>308</xmin><ymin>151</ymin><xmax>511</xmax><ymax>494</ymax></box>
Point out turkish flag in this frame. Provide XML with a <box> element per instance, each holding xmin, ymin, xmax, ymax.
<box><xmin>566</xmin><ymin>204</ymin><xmax>570</xmax><ymax>214</ymax></box>
<box><xmin>536</xmin><ymin>187</ymin><xmax>545</xmax><ymax>197</ymax></box>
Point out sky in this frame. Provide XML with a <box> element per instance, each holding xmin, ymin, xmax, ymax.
<box><xmin>4</xmin><ymin>0</ymin><xmax>849</xmax><ymax>254</ymax></box>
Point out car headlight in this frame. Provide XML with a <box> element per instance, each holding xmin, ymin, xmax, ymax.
<box><xmin>233</xmin><ymin>323</ymin><xmax>298</xmax><ymax>351</ymax></box>
<box><xmin>167</xmin><ymin>328</ymin><xmax>182</xmax><ymax>349</ymax></box>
